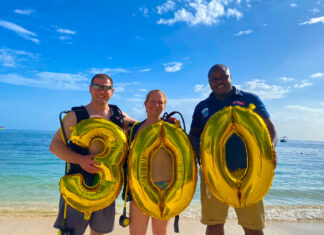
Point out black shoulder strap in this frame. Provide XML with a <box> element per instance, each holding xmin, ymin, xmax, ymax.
<box><xmin>109</xmin><ymin>104</ymin><xmax>124</xmax><ymax>129</ymax></box>
<box><xmin>127</xmin><ymin>121</ymin><xmax>141</xmax><ymax>146</ymax></box>
<box><xmin>71</xmin><ymin>106</ymin><xmax>89</xmax><ymax>123</ymax></box>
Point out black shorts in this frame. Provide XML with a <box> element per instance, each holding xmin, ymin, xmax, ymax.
<box><xmin>54</xmin><ymin>196</ymin><xmax>115</xmax><ymax>235</ymax></box>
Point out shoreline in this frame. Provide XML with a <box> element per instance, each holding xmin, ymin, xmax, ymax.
<box><xmin>1</xmin><ymin>203</ymin><xmax>324</xmax><ymax>221</ymax></box>
<box><xmin>0</xmin><ymin>215</ymin><xmax>323</xmax><ymax>235</ymax></box>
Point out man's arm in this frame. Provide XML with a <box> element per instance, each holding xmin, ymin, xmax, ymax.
<box><xmin>263</xmin><ymin>117</ymin><xmax>277</xmax><ymax>147</ymax></box>
<box><xmin>49</xmin><ymin>112</ymin><xmax>100</xmax><ymax>174</ymax></box>
<box><xmin>252</xmin><ymin>96</ymin><xmax>278</xmax><ymax>147</ymax></box>
<box><xmin>121</xmin><ymin>111</ymin><xmax>138</xmax><ymax>132</ymax></box>
<box><xmin>189</xmin><ymin>127</ymin><xmax>202</xmax><ymax>160</ymax></box>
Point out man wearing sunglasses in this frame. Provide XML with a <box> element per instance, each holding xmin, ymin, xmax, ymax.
<box><xmin>50</xmin><ymin>73</ymin><xmax>136</xmax><ymax>235</ymax></box>
<box><xmin>189</xmin><ymin>64</ymin><xmax>277</xmax><ymax>235</ymax></box>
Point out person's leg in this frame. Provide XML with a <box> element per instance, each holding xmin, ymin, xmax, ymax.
<box><xmin>129</xmin><ymin>201</ymin><xmax>150</xmax><ymax>235</ymax></box>
<box><xmin>54</xmin><ymin>197</ymin><xmax>89</xmax><ymax>235</ymax></box>
<box><xmin>89</xmin><ymin>201</ymin><xmax>115</xmax><ymax>234</ymax></box>
<box><xmin>235</xmin><ymin>200</ymin><xmax>265</xmax><ymax>235</ymax></box>
<box><xmin>242</xmin><ymin>227</ymin><xmax>264</xmax><ymax>235</ymax></box>
<box><xmin>90</xmin><ymin>229</ymin><xmax>103</xmax><ymax>235</ymax></box>
<box><xmin>206</xmin><ymin>224</ymin><xmax>224</xmax><ymax>235</ymax></box>
<box><xmin>151</xmin><ymin>218</ymin><xmax>169</xmax><ymax>235</ymax></box>
<box><xmin>200</xmin><ymin>173</ymin><xmax>228</xmax><ymax>235</ymax></box>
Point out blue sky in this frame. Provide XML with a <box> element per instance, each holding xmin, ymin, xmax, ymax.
<box><xmin>0</xmin><ymin>0</ymin><xmax>324</xmax><ymax>141</ymax></box>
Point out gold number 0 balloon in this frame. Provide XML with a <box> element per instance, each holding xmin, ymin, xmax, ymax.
<box><xmin>200</xmin><ymin>104</ymin><xmax>276</xmax><ymax>208</ymax></box>
<box><xmin>59</xmin><ymin>118</ymin><xmax>127</xmax><ymax>220</ymax></box>
<box><xmin>128</xmin><ymin>121</ymin><xmax>197</xmax><ymax>220</ymax></box>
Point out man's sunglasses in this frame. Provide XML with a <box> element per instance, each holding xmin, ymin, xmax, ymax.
<box><xmin>91</xmin><ymin>83</ymin><xmax>112</xmax><ymax>91</ymax></box>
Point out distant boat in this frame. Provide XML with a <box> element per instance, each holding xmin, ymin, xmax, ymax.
<box><xmin>279</xmin><ymin>136</ymin><xmax>288</xmax><ymax>142</ymax></box>
<box><xmin>0</xmin><ymin>126</ymin><xmax>4</xmax><ymax>130</ymax></box>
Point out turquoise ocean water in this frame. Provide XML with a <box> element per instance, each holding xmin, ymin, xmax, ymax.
<box><xmin>0</xmin><ymin>129</ymin><xmax>323</xmax><ymax>220</ymax></box>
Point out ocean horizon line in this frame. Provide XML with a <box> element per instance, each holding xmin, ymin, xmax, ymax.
<box><xmin>1</xmin><ymin>128</ymin><xmax>324</xmax><ymax>143</ymax></box>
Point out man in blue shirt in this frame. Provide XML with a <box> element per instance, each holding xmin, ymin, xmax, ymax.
<box><xmin>189</xmin><ymin>64</ymin><xmax>277</xmax><ymax>235</ymax></box>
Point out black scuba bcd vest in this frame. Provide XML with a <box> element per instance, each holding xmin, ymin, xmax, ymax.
<box><xmin>65</xmin><ymin>104</ymin><xmax>124</xmax><ymax>186</ymax></box>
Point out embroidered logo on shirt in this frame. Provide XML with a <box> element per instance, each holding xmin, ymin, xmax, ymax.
<box><xmin>233</xmin><ymin>101</ymin><xmax>245</xmax><ymax>106</ymax></box>
<box><xmin>202</xmin><ymin>108</ymin><xmax>209</xmax><ymax>118</ymax></box>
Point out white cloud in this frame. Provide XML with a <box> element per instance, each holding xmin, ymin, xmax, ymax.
<box><xmin>290</xmin><ymin>3</ymin><xmax>297</xmax><ymax>8</ymax></box>
<box><xmin>237</xmin><ymin>79</ymin><xmax>289</xmax><ymax>99</ymax></box>
<box><xmin>0</xmin><ymin>72</ymin><xmax>89</xmax><ymax>90</ymax></box>
<box><xmin>139</xmin><ymin>7</ymin><xmax>149</xmax><ymax>17</ymax></box>
<box><xmin>139</xmin><ymin>68</ymin><xmax>151</xmax><ymax>72</ymax></box>
<box><xmin>273</xmin><ymin>106</ymin><xmax>324</xmax><ymax>141</ymax></box>
<box><xmin>286</xmin><ymin>105</ymin><xmax>324</xmax><ymax>113</ymax></box>
<box><xmin>89</xmin><ymin>67</ymin><xmax>130</xmax><ymax>75</ymax></box>
<box><xmin>114</xmin><ymin>82</ymin><xmax>140</xmax><ymax>93</ymax></box>
<box><xmin>300</xmin><ymin>16</ymin><xmax>324</xmax><ymax>25</ymax></box>
<box><xmin>234</xmin><ymin>29</ymin><xmax>253</xmax><ymax>36</ymax></box>
<box><xmin>0</xmin><ymin>48</ymin><xmax>37</xmax><ymax>68</ymax></box>
<box><xmin>56</xmin><ymin>28</ymin><xmax>76</xmax><ymax>35</ymax></box>
<box><xmin>59</xmin><ymin>36</ymin><xmax>72</xmax><ymax>41</ymax></box>
<box><xmin>310</xmin><ymin>72</ymin><xmax>323</xmax><ymax>78</ymax></box>
<box><xmin>56</xmin><ymin>28</ymin><xmax>76</xmax><ymax>41</ymax></box>
<box><xmin>0</xmin><ymin>50</ymin><xmax>15</xmax><ymax>67</ymax></box>
<box><xmin>194</xmin><ymin>84</ymin><xmax>211</xmax><ymax>98</ymax></box>
<box><xmin>127</xmin><ymin>98</ymin><xmax>144</xmax><ymax>102</ymax></box>
<box><xmin>293</xmin><ymin>80</ymin><xmax>313</xmax><ymax>88</ymax></box>
<box><xmin>14</xmin><ymin>9</ymin><xmax>34</xmax><ymax>15</ymax></box>
<box><xmin>138</xmin><ymin>88</ymin><xmax>148</xmax><ymax>92</ymax></box>
<box><xmin>157</xmin><ymin>0</ymin><xmax>227</xmax><ymax>26</ymax></box>
<box><xmin>227</xmin><ymin>8</ymin><xmax>243</xmax><ymax>19</ymax></box>
<box><xmin>163</xmin><ymin>62</ymin><xmax>183</xmax><ymax>72</ymax></box>
<box><xmin>311</xmin><ymin>8</ymin><xmax>320</xmax><ymax>14</ymax></box>
<box><xmin>156</xmin><ymin>0</ymin><xmax>246</xmax><ymax>26</ymax></box>
<box><xmin>0</xmin><ymin>20</ymin><xmax>39</xmax><ymax>44</ymax></box>
<box><xmin>280</xmin><ymin>76</ymin><xmax>295</xmax><ymax>82</ymax></box>
<box><xmin>128</xmin><ymin>103</ymin><xmax>146</xmax><ymax>121</ymax></box>
<box><xmin>321</xmin><ymin>102</ymin><xmax>324</xmax><ymax>107</ymax></box>
<box><xmin>168</xmin><ymin>98</ymin><xmax>201</xmax><ymax>107</ymax></box>
<box><xmin>157</xmin><ymin>0</ymin><xmax>176</xmax><ymax>14</ymax></box>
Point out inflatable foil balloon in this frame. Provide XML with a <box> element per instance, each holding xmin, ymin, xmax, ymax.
<box><xmin>128</xmin><ymin>121</ymin><xmax>197</xmax><ymax>220</ymax></box>
<box><xmin>200</xmin><ymin>104</ymin><xmax>276</xmax><ymax>208</ymax></box>
<box><xmin>59</xmin><ymin>118</ymin><xmax>127</xmax><ymax>220</ymax></box>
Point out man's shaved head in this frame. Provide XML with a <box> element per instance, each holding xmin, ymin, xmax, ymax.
<box><xmin>208</xmin><ymin>64</ymin><xmax>231</xmax><ymax>78</ymax></box>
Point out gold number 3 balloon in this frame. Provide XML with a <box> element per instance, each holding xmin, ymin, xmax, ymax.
<box><xmin>200</xmin><ymin>104</ymin><xmax>276</xmax><ymax>208</ymax></box>
<box><xmin>59</xmin><ymin>118</ymin><xmax>127</xmax><ymax>220</ymax></box>
<box><xmin>128</xmin><ymin>121</ymin><xmax>197</xmax><ymax>220</ymax></box>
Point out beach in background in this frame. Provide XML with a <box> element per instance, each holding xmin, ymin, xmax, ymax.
<box><xmin>0</xmin><ymin>129</ymin><xmax>324</xmax><ymax>234</ymax></box>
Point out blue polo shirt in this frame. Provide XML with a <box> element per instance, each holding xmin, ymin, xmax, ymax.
<box><xmin>191</xmin><ymin>86</ymin><xmax>270</xmax><ymax>171</ymax></box>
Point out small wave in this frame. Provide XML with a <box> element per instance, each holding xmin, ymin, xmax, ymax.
<box><xmin>264</xmin><ymin>205</ymin><xmax>324</xmax><ymax>221</ymax></box>
<box><xmin>2</xmin><ymin>202</ymin><xmax>324</xmax><ymax>221</ymax></box>
<box><xmin>0</xmin><ymin>202</ymin><xmax>58</xmax><ymax>218</ymax></box>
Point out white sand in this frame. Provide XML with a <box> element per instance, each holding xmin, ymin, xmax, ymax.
<box><xmin>0</xmin><ymin>215</ymin><xmax>323</xmax><ymax>235</ymax></box>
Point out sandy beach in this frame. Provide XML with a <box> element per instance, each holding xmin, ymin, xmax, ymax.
<box><xmin>0</xmin><ymin>215</ymin><xmax>323</xmax><ymax>235</ymax></box>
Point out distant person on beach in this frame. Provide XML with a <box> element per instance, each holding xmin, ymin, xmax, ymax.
<box><xmin>189</xmin><ymin>64</ymin><xmax>277</xmax><ymax>235</ymax></box>
<box><xmin>50</xmin><ymin>73</ymin><xmax>136</xmax><ymax>235</ymax></box>
<box><xmin>124</xmin><ymin>90</ymin><xmax>172</xmax><ymax>235</ymax></box>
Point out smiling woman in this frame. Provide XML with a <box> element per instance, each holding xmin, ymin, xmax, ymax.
<box><xmin>124</xmin><ymin>89</ymin><xmax>197</xmax><ymax>235</ymax></box>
